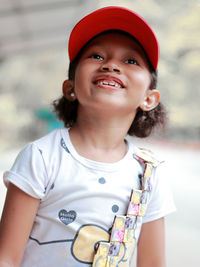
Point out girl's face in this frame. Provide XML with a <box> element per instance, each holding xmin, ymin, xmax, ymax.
<box><xmin>72</xmin><ymin>32</ymin><xmax>157</xmax><ymax>118</ymax></box>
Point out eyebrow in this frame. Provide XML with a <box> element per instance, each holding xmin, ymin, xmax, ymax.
<box><xmin>86</xmin><ymin>42</ymin><xmax>146</xmax><ymax>60</ymax></box>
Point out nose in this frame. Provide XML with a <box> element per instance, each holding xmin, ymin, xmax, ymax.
<box><xmin>100</xmin><ymin>60</ymin><xmax>120</xmax><ymax>73</ymax></box>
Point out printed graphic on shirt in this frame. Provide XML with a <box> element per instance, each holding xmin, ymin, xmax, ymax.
<box><xmin>60</xmin><ymin>138</ymin><xmax>70</xmax><ymax>153</ymax></box>
<box><xmin>71</xmin><ymin>224</ymin><xmax>132</xmax><ymax>264</ymax></box>
<box><xmin>98</xmin><ymin>177</ymin><xmax>106</xmax><ymax>184</ymax></box>
<box><xmin>71</xmin><ymin>224</ymin><xmax>110</xmax><ymax>263</ymax></box>
<box><xmin>50</xmin><ymin>182</ymin><xmax>54</xmax><ymax>190</ymax></box>
<box><xmin>29</xmin><ymin>223</ymin><xmax>111</xmax><ymax>263</ymax></box>
<box><xmin>58</xmin><ymin>209</ymin><xmax>77</xmax><ymax>225</ymax></box>
<box><xmin>112</xmin><ymin>205</ymin><xmax>119</xmax><ymax>213</ymax></box>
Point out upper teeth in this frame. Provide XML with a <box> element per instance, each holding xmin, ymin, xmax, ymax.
<box><xmin>97</xmin><ymin>80</ymin><xmax>121</xmax><ymax>88</ymax></box>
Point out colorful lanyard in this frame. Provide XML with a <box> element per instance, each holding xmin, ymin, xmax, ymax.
<box><xmin>92</xmin><ymin>148</ymin><xmax>161</xmax><ymax>267</ymax></box>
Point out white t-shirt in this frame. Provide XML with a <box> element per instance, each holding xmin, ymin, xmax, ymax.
<box><xmin>4</xmin><ymin>128</ymin><xmax>175</xmax><ymax>267</ymax></box>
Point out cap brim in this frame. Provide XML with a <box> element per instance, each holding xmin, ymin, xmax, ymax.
<box><xmin>68</xmin><ymin>6</ymin><xmax>159</xmax><ymax>70</ymax></box>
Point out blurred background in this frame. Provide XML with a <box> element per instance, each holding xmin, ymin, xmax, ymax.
<box><xmin>0</xmin><ymin>0</ymin><xmax>199</xmax><ymax>266</ymax></box>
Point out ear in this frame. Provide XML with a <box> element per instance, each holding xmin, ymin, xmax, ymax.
<box><xmin>140</xmin><ymin>89</ymin><xmax>160</xmax><ymax>111</ymax></box>
<box><xmin>62</xmin><ymin>80</ymin><xmax>76</xmax><ymax>101</ymax></box>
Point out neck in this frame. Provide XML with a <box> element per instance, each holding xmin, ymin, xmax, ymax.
<box><xmin>69</xmin><ymin>108</ymin><xmax>135</xmax><ymax>162</ymax></box>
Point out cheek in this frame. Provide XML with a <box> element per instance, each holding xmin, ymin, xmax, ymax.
<box><xmin>74</xmin><ymin>65</ymin><xmax>85</xmax><ymax>89</ymax></box>
<box><xmin>133</xmin><ymin>71</ymin><xmax>151</xmax><ymax>90</ymax></box>
<box><xmin>73</xmin><ymin>63</ymin><xmax>93</xmax><ymax>100</ymax></box>
<box><xmin>128</xmin><ymin>71</ymin><xmax>151</xmax><ymax>105</ymax></box>
<box><xmin>74</xmin><ymin>62</ymin><xmax>90</xmax><ymax>82</ymax></box>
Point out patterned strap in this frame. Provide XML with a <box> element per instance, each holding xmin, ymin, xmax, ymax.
<box><xmin>92</xmin><ymin>148</ymin><xmax>161</xmax><ymax>267</ymax></box>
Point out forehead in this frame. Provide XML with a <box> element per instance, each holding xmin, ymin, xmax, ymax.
<box><xmin>82</xmin><ymin>31</ymin><xmax>149</xmax><ymax>62</ymax></box>
<box><xmin>90</xmin><ymin>31</ymin><xmax>141</xmax><ymax>47</ymax></box>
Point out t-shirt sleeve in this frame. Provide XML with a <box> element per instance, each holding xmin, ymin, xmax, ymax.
<box><xmin>3</xmin><ymin>143</ymin><xmax>48</xmax><ymax>199</ymax></box>
<box><xmin>142</xmin><ymin>161</ymin><xmax>176</xmax><ymax>223</ymax></box>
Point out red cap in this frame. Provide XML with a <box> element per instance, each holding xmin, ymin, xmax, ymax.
<box><xmin>68</xmin><ymin>6</ymin><xmax>159</xmax><ymax>70</ymax></box>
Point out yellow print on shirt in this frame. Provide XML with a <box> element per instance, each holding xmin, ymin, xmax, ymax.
<box><xmin>71</xmin><ymin>224</ymin><xmax>129</xmax><ymax>264</ymax></box>
<box><xmin>71</xmin><ymin>224</ymin><xmax>110</xmax><ymax>263</ymax></box>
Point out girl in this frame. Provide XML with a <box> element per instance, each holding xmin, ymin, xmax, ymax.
<box><xmin>0</xmin><ymin>6</ymin><xmax>175</xmax><ymax>267</ymax></box>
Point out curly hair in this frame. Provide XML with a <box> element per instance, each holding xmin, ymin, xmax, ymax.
<box><xmin>53</xmin><ymin>31</ymin><xmax>167</xmax><ymax>138</ymax></box>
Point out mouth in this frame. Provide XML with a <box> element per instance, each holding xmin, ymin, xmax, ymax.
<box><xmin>93</xmin><ymin>76</ymin><xmax>125</xmax><ymax>89</ymax></box>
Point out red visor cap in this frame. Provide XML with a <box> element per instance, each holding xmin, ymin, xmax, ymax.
<box><xmin>68</xmin><ymin>6</ymin><xmax>159</xmax><ymax>71</ymax></box>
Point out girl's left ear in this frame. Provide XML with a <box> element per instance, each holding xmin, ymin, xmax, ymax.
<box><xmin>62</xmin><ymin>80</ymin><xmax>76</xmax><ymax>101</ymax></box>
<box><xmin>140</xmin><ymin>90</ymin><xmax>160</xmax><ymax>111</ymax></box>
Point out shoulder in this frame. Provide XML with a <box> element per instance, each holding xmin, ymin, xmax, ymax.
<box><xmin>33</xmin><ymin>128</ymin><xmax>64</xmax><ymax>147</ymax></box>
<box><xmin>12</xmin><ymin>128</ymin><xmax>68</xmax><ymax>167</ymax></box>
<box><xmin>28</xmin><ymin>128</ymin><xmax>69</xmax><ymax>155</ymax></box>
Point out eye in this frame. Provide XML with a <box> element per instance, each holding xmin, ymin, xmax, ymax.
<box><xmin>89</xmin><ymin>54</ymin><xmax>104</xmax><ymax>60</ymax></box>
<box><xmin>125</xmin><ymin>58</ymin><xmax>139</xmax><ymax>65</ymax></box>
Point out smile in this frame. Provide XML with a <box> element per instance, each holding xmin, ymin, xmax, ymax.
<box><xmin>94</xmin><ymin>76</ymin><xmax>125</xmax><ymax>89</ymax></box>
<box><xmin>96</xmin><ymin>80</ymin><xmax>122</xmax><ymax>88</ymax></box>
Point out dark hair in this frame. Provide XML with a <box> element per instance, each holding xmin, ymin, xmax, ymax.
<box><xmin>53</xmin><ymin>31</ymin><xmax>167</xmax><ymax>138</ymax></box>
